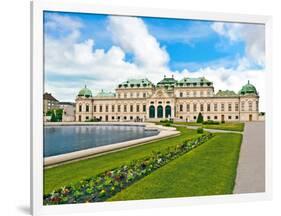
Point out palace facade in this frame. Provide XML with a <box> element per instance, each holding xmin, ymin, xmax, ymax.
<box><xmin>75</xmin><ymin>76</ymin><xmax>259</xmax><ymax>122</ymax></box>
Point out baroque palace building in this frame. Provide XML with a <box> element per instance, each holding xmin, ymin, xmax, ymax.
<box><xmin>75</xmin><ymin>76</ymin><xmax>259</xmax><ymax>122</ymax></box>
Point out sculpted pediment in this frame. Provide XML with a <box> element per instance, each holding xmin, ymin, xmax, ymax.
<box><xmin>150</xmin><ymin>89</ymin><xmax>170</xmax><ymax>99</ymax></box>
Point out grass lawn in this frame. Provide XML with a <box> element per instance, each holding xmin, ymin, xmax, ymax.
<box><xmin>109</xmin><ymin>132</ymin><xmax>242</xmax><ymax>201</ymax></box>
<box><xmin>174</xmin><ymin>122</ymin><xmax>244</xmax><ymax>132</ymax></box>
<box><xmin>44</xmin><ymin>127</ymin><xmax>201</xmax><ymax>194</ymax></box>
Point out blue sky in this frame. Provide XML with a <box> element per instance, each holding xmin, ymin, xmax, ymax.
<box><xmin>43</xmin><ymin>11</ymin><xmax>265</xmax><ymax>110</ymax></box>
<box><xmin>44</xmin><ymin>11</ymin><xmax>248</xmax><ymax>71</ymax></box>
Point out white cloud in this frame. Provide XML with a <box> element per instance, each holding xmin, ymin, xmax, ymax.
<box><xmin>108</xmin><ymin>16</ymin><xmax>170</xmax><ymax>70</ymax></box>
<box><xmin>44</xmin><ymin>14</ymin><xmax>266</xmax><ymax>111</ymax></box>
<box><xmin>211</xmin><ymin>22</ymin><xmax>265</xmax><ymax>67</ymax></box>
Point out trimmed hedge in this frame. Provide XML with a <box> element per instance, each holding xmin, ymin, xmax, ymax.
<box><xmin>160</xmin><ymin>119</ymin><xmax>174</xmax><ymax>124</ymax></box>
<box><xmin>203</xmin><ymin>120</ymin><xmax>220</xmax><ymax>125</ymax></box>
<box><xmin>43</xmin><ymin>133</ymin><xmax>213</xmax><ymax>205</ymax></box>
<box><xmin>197</xmin><ymin>127</ymin><xmax>204</xmax><ymax>134</ymax></box>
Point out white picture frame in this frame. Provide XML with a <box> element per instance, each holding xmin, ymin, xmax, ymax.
<box><xmin>31</xmin><ymin>0</ymin><xmax>273</xmax><ymax>215</ymax></box>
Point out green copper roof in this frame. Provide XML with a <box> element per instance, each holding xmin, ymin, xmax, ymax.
<box><xmin>239</xmin><ymin>80</ymin><xmax>258</xmax><ymax>95</ymax></box>
<box><xmin>157</xmin><ymin>76</ymin><xmax>177</xmax><ymax>87</ymax></box>
<box><xmin>216</xmin><ymin>90</ymin><xmax>237</xmax><ymax>97</ymax></box>
<box><xmin>177</xmin><ymin>77</ymin><xmax>213</xmax><ymax>87</ymax></box>
<box><xmin>78</xmin><ymin>85</ymin><xmax>92</xmax><ymax>98</ymax></box>
<box><xmin>95</xmin><ymin>90</ymin><xmax>115</xmax><ymax>97</ymax></box>
<box><xmin>118</xmin><ymin>78</ymin><xmax>154</xmax><ymax>88</ymax></box>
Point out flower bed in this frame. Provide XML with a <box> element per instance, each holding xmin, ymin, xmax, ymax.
<box><xmin>44</xmin><ymin>133</ymin><xmax>213</xmax><ymax>205</ymax></box>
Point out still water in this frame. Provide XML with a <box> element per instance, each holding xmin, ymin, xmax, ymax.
<box><xmin>44</xmin><ymin>125</ymin><xmax>159</xmax><ymax>157</ymax></box>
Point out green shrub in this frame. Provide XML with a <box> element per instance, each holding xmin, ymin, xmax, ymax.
<box><xmin>85</xmin><ymin>117</ymin><xmax>101</xmax><ymax>122</ymax></box>
<box><xmin>203</xmin><ymin>120</ymin><xmax>220</xmax><ymax>125</ymax></box>
<box><xmin>197</xmin><ymin>127</ymin><xmax>204</xmax><ymax>134</ymax></box>
<box><xmin>196</xmin><ymin>112</ymin><xmax>204</xmax><ymax>123</ymax></box>
<box><xmin>163</xmin><ymin>123</ymin><xmax>171</xmax><ymax>127</ymax></box>
<box><xmin>221</xmin><ymin>120</ymin><xmax>225</xmax><ymax>124</ymax></box>
<box><xmin>160</xmin><ymin>119</ymin><xmax>173</xmax><ymax>124</ymax></box>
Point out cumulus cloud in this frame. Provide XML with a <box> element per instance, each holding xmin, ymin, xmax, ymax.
<box><xmin>211</xmin><ymin>22</ymin><xmax>265</xmax><ymax>67</ymax></box>
<box><xmin>108</xmin><ymin>16</ymin><xmax>170</xmax><ymax>70</ymax></box>
<box><xmin>44</xmin><ymin>13</ymin><xmax>266</xmax><ymax>111</ymax></box>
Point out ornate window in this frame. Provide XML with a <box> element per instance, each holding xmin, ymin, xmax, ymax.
<box><xmin>130</xmin><ymin>105</ymin><xmax>134</xmax><ymax>112</ymax></box>
<box><xmin>180</xmin><ymin>104</ymin><xmax>183</xmax><ymax>112</ymax></box>
<box><xmin>112</xmin><ymin>105</ymin><xmax>115</xmax><ymax>112</ymax></box>
<box><xmin>79</xmin><ymin>104</ymin><xmax>82</xmax><ymax>112</ymax></box>
<box><xmin>105</xmin><ymin>105</ymin><xmax>109</xmax><ymax>112</ymax></box>
<box><xmin>241</xmin><ymin>101</ymin><xmax>245</xmax><ymax>111</ymax></box>
<box><xmin>221</xmin><ymin>103</ymin><xmax>225</xmax><ymax>112</ymax></box>
<box><xmin>143</xmin><ymin>92</ymin><xmax>146</xmax><ymax>98</ymax></box>
<box><xmin>117</xmin><ymin>105</ymin><xmax>121</xmax><ymax>112</ymax></box>
<box><xmin>99</xmin><ymin>105</ymin><xmax>103</xmax><ymax>112</ymax></box>
<box><xmin>200</xmin><ymin>104</ymin><xmax>204</xmax><ymax>112</ymax></box>
<box><xmin>193</xmin><ymin>103</ymin><xmax>197</xmax><ymax>112</ymax></box>
<box><xmin>214</xmin><ymin>103</ymin><xmax>218</xmax><ymax>111</ymax></box>
<box><xmin>186</xmin><ymin>104</ymin><xmax>190</xmax><ymax>112</ymax></box>
<box><xmin>86</xmin><ymin>104</ymin><xmax>89</xmax><ymax>112</ymax></box>
<box><xmin>248</xmin><ymin>101</ymin><xmax>253</xmax><ymax>111</ymax></box>
<box><xmin>136</xmin><ymin>105</ymin><xmax>140</xmax><ymax>112</ymax></box>
<box><xmin>180</xmin><ymin>92</ymin><xmax>183</xmax><ymax>97</ymax></box>
<box><xmin>207</xmin><ymin>104</ymin><xmax>211</xmax><ymax>112</ymax></box>
<box><xmin>228</xmin><ymin>103</ymin><xmax>232</xmax><ymax>112</ymax></box>
<box><xmin>143</xmin><ymin>104</ymin><xmax>146</xmax><ymax>112</ymax></box>
<box><xmin>235</xmin><ymin>103</ymin><xmax>239</xmax><ymax>112</ymax></box>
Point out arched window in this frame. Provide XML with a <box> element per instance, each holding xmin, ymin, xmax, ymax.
<box><xmin>86</xmin><ymin>104</ymin><xmax>89</xmax><ymax>112</ymax></box>
<box><xmin>79</xmin><ymin>104</ymin><xmax>82</xmax><ymax>112</ymax></box>
<box><xmin>180</xmin><ymin>104</ymin><xmax>183</xmax><ymax>112</ymax></box>
<box><xmin>149</xmin><ymin>106</ymin><xmax>155</xmax><ymax>118</ymax></box>
<box><xmin>157</xmin><ymin>105</ymin><xmax>163</xmax><ymax>118</ymax></box>
<box><xmin>165</xmin><ymin>105</ymin><xmax>171</xmax><ymax>118</ymax></box>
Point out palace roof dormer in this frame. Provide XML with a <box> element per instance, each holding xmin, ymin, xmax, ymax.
<box><xmin>177</xmin><ymin>77</ymin><xmax>213</xmax><ymax>87</ymax></box>
<box><xmin>118</xmin><ymin>78</ymin><xmax>154</xmax><ymax>89</ymax></box>
<box><xmin>216</xmin><ymin>90</ymin><xmax>237</xmax><ymax>97</ymax></box>
<box><xmin>157</xmin><ymin>75</ymin><xmax>177</xmax><ymax>88</ymax></box>
<box><xmin>95</xmin><ymin>89</ymin><xmax>116</xmax><ymax>98</ymax></box>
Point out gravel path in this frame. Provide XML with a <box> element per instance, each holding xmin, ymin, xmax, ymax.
<box><xmin>233</xmin><ymin>121</ymin><xmax>265</xmax><ymax>194</ymax></box>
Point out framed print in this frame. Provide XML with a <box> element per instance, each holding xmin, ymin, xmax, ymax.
<box><xmin>31</xmin><ymin>0</ymin><xmax>272</xmax><ymax>215</ymax></box>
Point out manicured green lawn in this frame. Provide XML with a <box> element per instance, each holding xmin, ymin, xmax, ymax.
<box><xmin>109</xmin><ymin>133</ymin><xmax>242</xmax><ymax>201</ymax></box>
<box><xmin>44</xmin><ymin>127</ymin><xmax>200</xmax><ymax>194</ymax></box>
<box><xmin>203</xmin><ymin>123</ymin><xmax>244</xmax><ymax>132</ymax></box>
<box><xmin>174</xmin><ymin>122</ymin><xmax>244</xmax><ymax>132</ymax></box>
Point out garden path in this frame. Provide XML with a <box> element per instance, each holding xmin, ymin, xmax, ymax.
<box><xmin>233</xmin><ymin>121</ymin><xmax>265</xmax><ymax>193</ymax></box>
